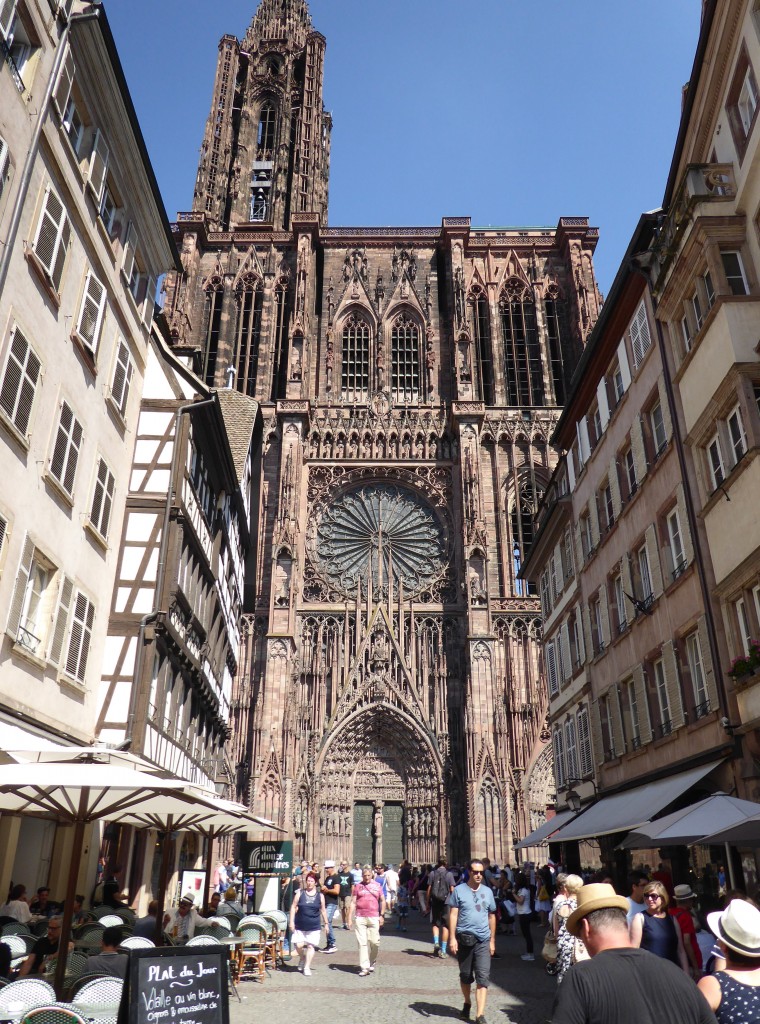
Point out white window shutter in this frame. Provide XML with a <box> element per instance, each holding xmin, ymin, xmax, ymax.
<box><xmin>110</xmin><ymin>339</ymin><xmax>133</xmax><ymax>416</ymax></box>
<box><xmin>662</xmin><ymin>640</ymin><xmax>685</xmax><ymax>730</ymax></box>
<box><xmin>630</xmin><ymin>301</ymin><xmax>652</xmax><ymax>368</ymax></box>
<box><xmin>616</xmin><ymin>339</ymin><xmax>631</xmax><ymax>390</ymax></box>
<box><xmin>53</xmin><ymin>47</ymin><xmax>75</xmax><ymax>117</ymax></box>
<box><xmin>76</xmin><ymin>271</ymin><xmax>106</xmax><ymax>352</ymax></box>
<box><xmin>0</xmin><ymin>327</ymin><xmax>41</xmax><ymax>436</ymax></box>
<box><xmin>90</xmin><ymin>458</ymin><xmax>115</xmax><ymax>539</ymax></box>
<box><xmin>122</xmin><ymin>223</ymin><xmax>138</xmax><ymax>282</ymax></box>
<box><xmin>596</xmin><ymin>379</ymin><xmax>610</xmax><ymax>431</ymax></box>
<box><xmin>675</xmin><ymin>484</ymin><xmax>694</xmax><ymax>565</ymax></box>
<box><xmin>567</xmin><ymin>451</ymin><xmax>576</xmax><ymax>490</ymax></box>
<box><xmin>0</xmin><ymin>0</ymin><xmax>16</xmax><ymax>41</ymax></box>
<box><xmin>49</xmin><ymin>401</ymin><xmax>82</xmax><ymax>496</ymax></box>
<box><xmin>576</xmin><ymin>417</ymin><xmax>590</xmax><ymax>464</ymax></box>
<box><xmin>33</xmin><ymin>187</ymin><xmax>70</xmax><ymax>291</ymax></box>
<box><xmin>64</xmin><ymin>591</ymin><xmax>94</xmax><ymax>683</ymax></box>
<box><xmin>48</xmin><ymin>574</ymin><xmax>74</xmax><ymax>665</ymax></box>
<box><xmin>644</xmin><ymin>524</ymin><xmax>664</xmax><ymax>597</ymax></box>
<box><xmin>88</xmin><ymin>129</ymin><xmax>109</xmax><ymax>203</ymax></box>
<box><xmin>560</xmin><ymin>623</ymin><xmax>571</xmax><ymax>682</ymax></box>
<box><xmin>142</xmin><ymin>275</ymin><xmax>157</xmax><ymax>327</ymax></box>
<box><xmin>6</xmin><ymin>535</ymin><xmax>34</xmax><ymax>638</ymax></box>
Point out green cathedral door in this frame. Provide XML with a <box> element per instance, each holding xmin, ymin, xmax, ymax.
<box><xmin>353</xmin><ymin>803</ymin><xmax>373</xmax><ymax>865</ymax></box>
<box><xmin>383</xmin><ymin>803</ymin><xmax>404</xmax><ymax>867</ymax></box>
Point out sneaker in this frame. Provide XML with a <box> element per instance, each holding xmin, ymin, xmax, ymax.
<box><xmin>303</xmin><ymin>967</ymin><xmax>312</xmax><ymax>977</ymax></box>
<box><xmin>475</xmin><ymin>1016</ymin><xmax>487</xmax><ymax>1024</ymax></box>
<box><xmin>359</xmin><ymin>968</ymin><xmax>370</xmax><ymax>977</ymax></box>
<box><xmin>461</xmin><ymin>1002</ymin><xmax>472</xmax><ymax>1021</ymax></box>
<box><xmin>369</xmin><ymin>964</ymin><xmax>375</xmax><ymax>972</ymax></box>
<box><xmin>324</xmin><ymin>945</ymin><xmax>337</xmax><ymax>954</ymax></box>
<box><xmin>437</xmin><ymin>948</ymin><xmax>446</xmax><ymax>959</ymax></box>
<box><xmin>432</xmin><ymin>946</ymin><xmax>440</xmax><ymax>957</ymax></box>
<box><xmin>520</xmin><ymin>953</ymin><xmax>535</xmax><ymax>961</ymax></box>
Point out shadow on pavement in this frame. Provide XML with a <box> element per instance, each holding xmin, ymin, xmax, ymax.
<box><xmin>409</xmin><ymin>1002</ymin><xmax>463</xmax><ymax>1019</ymax></box>
<box><xmin>327</xmin><ymin>962</ymin><xmax>363</xmax><ymax>974</ymax></box>
<box><xmin>403</xmin><ymin>947</ymin><xmax>439</xmax><ymax>957</ymax></box>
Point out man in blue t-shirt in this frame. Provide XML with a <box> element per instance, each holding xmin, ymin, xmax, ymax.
<box><xmin>448</xmin><ymin>860</ymin><xmax>496</xmax><ymax>1024</ymax></box>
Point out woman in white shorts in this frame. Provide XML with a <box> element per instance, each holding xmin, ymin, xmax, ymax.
<box><xmin>289</xmin><ymin>871</ymin><xmax>327</xmax><ymax>976</ymax></box>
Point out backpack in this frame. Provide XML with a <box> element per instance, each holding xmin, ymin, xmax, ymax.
<box><xmin>431</xmin><ymin>868</ymin><xmax>450</xmax><ymax>901</ymax></box>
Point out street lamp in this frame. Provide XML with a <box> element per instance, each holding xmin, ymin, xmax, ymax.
<box><xmin>564</xmin><ymin>778</ymin><xmax>598</xmax><ymax>813</ymax></box>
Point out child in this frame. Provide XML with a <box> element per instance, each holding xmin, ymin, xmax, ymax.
<box><xmin>396</xmin><ymin>883</ymin><xmax>409</xmax><ymax>931</ymax></box>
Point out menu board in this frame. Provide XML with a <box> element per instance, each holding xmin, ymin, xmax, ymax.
<box><xmin>118</xmin><ymin>946</ymin><xmax>229</xmax><ymax>1024</ymax></box>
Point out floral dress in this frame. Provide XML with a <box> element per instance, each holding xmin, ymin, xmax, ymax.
<box><xmin>555</xmin><ymin>896</ymin><xmax>577</xmax><ymax>982</ymax></box>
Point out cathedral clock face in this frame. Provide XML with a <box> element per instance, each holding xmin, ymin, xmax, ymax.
<box><xmin>315</xmin><ymin>484</ymin><xmax>445</xmax><ymax>598</ymax></box>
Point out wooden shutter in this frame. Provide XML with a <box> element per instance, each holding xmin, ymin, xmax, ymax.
<box><xmin>622</xmin><ymin>554</ymin><xmax>634</xmax><ymax>620</ymax></box>
<box><xmin>0</xmin><ymin>512</ymin><xmax>7</xmax><ymax>561</ymax></box>
<box><xmin>596</xmin><ymin>379</ymin><xmax>610</xmax><ymax>431</ymax></box>
<box><xmin>610</xmin><ymin>686</ymin><xmax>625</xmax><ymax>756</ymax></box>
<box><xmin>697</xmin><ymin>615</ymin><xmax>719</xmax><ymax>713</ymax></box>
<box><xmin>76</xmin><ymin>271</ymin><xmax>106</xmax><ymax>352</ymax></box>
<box><xmin>53</xmin><ymin>46</ymin><xmax>74</xmax><ymax>116</ymax></box>
<box><xmin>110</xmin><ymin>339</ymin><xmax>133</xmax><ymax>416</ymax></box>
<box><xmin>599</xmin><ymin>591</ymin><xmax>610</xmax><ymax>649</ymax></box>
<box><xmin>644</xmin><ymin>524</ymin><xmax>663</xmax><ymax>597</ymax></box>
<box><xmin>662</xmin><ymin>640</ymin><xmax>685</xmax><ymax>730</ymax></box>
<box><xmin>122</xmin><ymin>223</ymin><xmax>138</xmax><ymax>282</ymax></box>
<box><xmin>143</xmin><ymin>275</ymin><xmax>157</xmax><ymax>327</ymax></box>
<box><xmin>657</xmin><ymin>377</ymin><xmax>672</xmax><ymax>443</ymax></box>
<box><xmin>577</xmin><ymin>706</ymin><xmax>593</xmax><ymax>776</ymax></box>
<box><xmin>560</xmin><ymin>623</ymin><xmax>571</xmax><ymax>682</ymax></box>
<box><xmin>64</xmin><ymin>591</ymin><xmax>94</xmax><ymax>682</ymax></box>
<box><xmin>48</xmin><ymin>574</ymin><xmax>73</xmax><ymax>665</ymax></box>
<box><xmin>589</xmin><ymin>497</ymin><xmax>600</xmax><ymax>548</ymax></box>
<box><xmin>87</xmin><ymin>129</ymin><xmax>109</xmax><ymax>203</ymax></box>
<box><xmin>565</xmin><ymin>719</ymin><xmax>579</xmax><ymax>779</ymax></box>
<box><xmin>675</xmin><ymin>484</ymin><xmax>694</xmax><ymax>565</ymax></box>
<box><xmin>546</xmin><ymin>641</ymin><xmax>559</xmax><ymax>696</ymax></box>
<box><xmin>631</xmin><ymin>414</ymin><xmax>647</xmax><ymax>483</ymax></box>
<box><xmin>630</xmin><ymin>301</ymin><xmax>652</xmax><ymax>367</ymax></box>
<box><xmin>567</xmin><ymin>451</ymin><xmax>576</xmax><ymax>490</ymax></box>
<box><xmin>0</xmin><ymin>327</ymin><xmax>40</xmax><ymax>435</ymax></box>
<box><xmin>633</xmin><ymin>665</ymin><xmax>652</xmax><ymax>745</ymax></box>
<box><xmin>553</xmin><ymin>727</ymin><xmax>565</xmax><ymax>787</ymax></box>
<box><xmin>581</xmin><ymin>606</ymin><xmax>592</xmax><ymax>665</ymax></box>
<box><xmin>49</xmin><ymin>401</ymin><xmax>82</xmax><ymax>496</ymax></box>
<box><xmin>90</xmin><ymin>458</ymin><xmax>115</xmax><ymax>538</ymax></box>
<box><xmin>590</xmin><ymin>699</ymin><xmax>604</xmax><ymax>766</ymax></box>
<box><xmin>33</xmin><ymin>187</ymin><xmax>70</xmax><ymax>290</ymax></box>
<box><xmin>609</xmin><ymin>457</ymin><xmax>622</xmax><ymax>519</ymax></box>
<box><xmin>616</xmin><ymin>339</ymin><xmax>631</xmax><ymax>390</ymax></box>
<box><xmin>6</xmin><ymin>534</ymin><xmax>34</xmax><ymax>637</ymax></box>
<box><xmin>0</xmin><ymin>0</ymin><xmax>16</xmax><ymax>40</ymax></box>
<box><xmin>576</xmin><ymin>417</ymin><xmax>590</xmax><ymax>465</ymax></box>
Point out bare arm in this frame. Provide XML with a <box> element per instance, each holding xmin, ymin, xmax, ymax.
<box><xmin>697</xmin><ymin>974</ymin><xmax>721</xmax><ymax>1012</ymax></box>
<box><xmin>449</xmin><ymin>906</ymin><xmax>459</xmax><ymax>954</ymax></box>
<box><xmin>320</xmin><ymin>894</ymin><xmax>328</xmax><ymax>929</ymax></box>
<box><xmin>489</xmin><ymin>909</ymin><xmax>496</xmax><ymax>955</ymax></box>
<box><xmin>671</xmin><ymin>916</ymin><xmax>689</xmax><ymax>973</ymax></box>
<box><xmin>630</xmin><ymin>913</ymin><xmax>643</xmax><ymax>948</ymax></box>
<box><xmin>18</xmin><ymin>953</ymin><xmax>35</xmax><ymax>978</ymax></box>
<box><xmin>378</xmin><ymin>890</ymin><xmax>386</xmax><ymax>925</ymax></box>
<box><xmin>289</xmin><ymin>890</ymin><xmax>300</xmax><ymax>931</ymax></box>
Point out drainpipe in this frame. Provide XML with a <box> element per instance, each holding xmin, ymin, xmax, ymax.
<box><xmin>123</xmin><ymin>396</ymin><xmax>216</xmax><ymax>751</ymax></box>
<box><xmin>630</xmin><ymin>259</ymin><xmax>729</xmax><ymax>721</ymax></box>
<box><xmin>0</xmin><ymin>8</ymin><xmax>77</xmax><ymax>294</ymax></box>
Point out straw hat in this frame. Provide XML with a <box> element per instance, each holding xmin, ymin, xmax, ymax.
<box><xmin>179</xmin><ymin>894</ymin><xmax>195</xmax><ymax>907</ymax></box>
<box><xmin>707</xmin><ymin>899</ymin><xmax>760</xmax><ymax>958</ymax></box>
<box><xmin>566</xmin><ymin>883</ymin><xmax>629</xmax><ymax>937</ymax></box>
<box><xmin>673</xmin><ymin>884</ymin><xmax>695</xmax><ymax>901</ymax></box>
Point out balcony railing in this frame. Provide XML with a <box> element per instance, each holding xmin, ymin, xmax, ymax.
<box><xmin>653</xmin><ymin>163</ymin><xmax>737</xmax><ymax>291</ymax></box>
<box><xmin>16</xmin><ymin>622</ymin><xmax>41</xmax><ymax>654</ymax></box>
<box><xmin>694</xmin><ymin>698</ymin><xmax>712</xmax><ymax>720</ymax></box>
<box><xmin>672</xmin><ymin>558</ymin><xmax>689</xmax><ymax>582</ymax></box>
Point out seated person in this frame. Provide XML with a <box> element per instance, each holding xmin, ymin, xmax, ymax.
<box><xmin>0</xmin><ymin>942</ymin><xmax>10</xmax><ymax>980</ymax></box>
<box><xmin>29</xmin><ymin>886</ymin><xmax>59</xmax><ymax>918</ymax></box>
<box><xmin>84</xmin><ymin>926</ymin><xmax>128</xmax><ymax>979</ymax></box>
<box><xmin>201</xmin><ymin>892</ymin><xmax>222</xmax><ymax>918</ymax></box>
<box><xmin>18</xmin><ymin>916</ymin><xmax>71</xmax><ymax>976</ymax></box>
<box><xmin>102</xmin><ymin>880</ymin><xmax>127</xmax><ymax>908</ymax></box>
<box><xmin>133</xmin><ymin>900</ymin><xmax>160</xmax><ymax>939</ymax></box>
<box><xmin>0</xmin><ymin>884</ymin><xmax>31</xmax><ymax>924</ymax></box>
<box><xmin>221</xmin><ymin>886</ymin><xmax>245</xmax><ymax>918</ymax></box>
<box><xmin>71</xmin><ymin>894</ymin><xmax>91</xmax><ymax>928</ymax></box>
<box><xmin>163</xmin><ymin>894</ymin><xmax>202</xmax><ymax>943</ymax></box>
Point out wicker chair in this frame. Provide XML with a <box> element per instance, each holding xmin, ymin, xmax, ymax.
<box><xmin>29</xmin><ymin>922</ymin><xmax>48</xmax><ymax>939</ymax></box>
<box><xmin>236</xmin><ymin>921</ymin><xmax>267</xmax><ymax>982</ymax></box>
<box><xmin>19</xmin><ymin>1007</ymin><xmax>88</xmax><ymax>1024</ymax></box>
<box><xmin>1</xmin><ymin>923</ymin><xmax>31</xmax><ymax>937</ymax></box>
<box><xmin>260</xmin><ymin>914</ymin><xmax>285</xmax><ymax>966</ymax></box>
<box><xmin>119</xmin><ymin>936</ymin><xmax>154</xmax><ymax>950</ymax></box>
<box><xmin>185</xmin><ymin>935</ymin><xmax>220</xmax><ymax>946</ymax></box>
<box><xmin>0</xmin><ymin>980</ymin><xmax>57</xmax><ymax>1020</ymax></box>
<box><xmin>1</xmin><ymin>935</ymin><xmax>29</xmax><ymax>972</ymax></box>
<box><xmin>71</xmin><ymin>977</ymin><xmax>123</xmax><ymax>1016</ymax></box>
<box><xmin>95</xmin><ymin>916</ymin><xmax>124</xmax><ymax>930</ymax></box>
<box><xmin>202</xmin><ymin>918</ymin><xmax>232</xmax><ymax>941</ymax></box>
<box><xmin>241</xmin><ymin>915</ymin><xmax>277</xmax><ymax>969</ymax></box>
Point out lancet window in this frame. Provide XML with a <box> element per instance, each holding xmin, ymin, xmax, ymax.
<box><xmin>234</xmin><ymin>275</ymin><xmax>264</xmax><ymax>397</ymax></box>
<box><xmin>469</xmin><ymin>290</ymin><xmax>494</xmax><ymax>406</ymax></box>
<box><xmin>270</xmin><ymin>284</ymin><xmax>290</xmax><ymax>401</ymax></box>
<box><xmin>202</xmin><ymin>278</ymin><xmax>224</xmax><ymax>387</ymax></box>
<box><xmin>391</xmin><ymin>313</ymin><xmax>420</xmax><ymax>403</ymax></box>
<box><xmin>511</xmin><ymin>480</ymin><xmax>542</xmax><ymax>596</ymax></box>
<box><xmin>500</xmin><ymin>281</ymin><xmax>544</xmax><ymax>406</ymax></box>
<box><xmin>544</xmin><ymin>295</ymin><xmax>567</xmax><ymax>404</ymax></box>
<box><xmin>256</xmin><ymin>102</ymin><xmax>276</xmax><ymax>156</ymax></box>
<box><xmin>341</xmin><ymin>314</ymin><xmax>370</xmax><ymax>402</ymax></box>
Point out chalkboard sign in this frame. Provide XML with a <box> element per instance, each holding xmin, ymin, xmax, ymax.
<box><xmin>117</xmin><ymin>946</ymin><xmax>229</xmax><ymax>1024</ymax></box>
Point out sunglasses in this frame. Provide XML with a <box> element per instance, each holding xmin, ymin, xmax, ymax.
<box><xmin>644</xmin><ymin>894</ymin><xmax>662</xmax><ymax>900</ymax></box>
<box><xmin>471</xmin><ymin>870</ymin><xmax>484</xmax><ymax>875</ymax></box>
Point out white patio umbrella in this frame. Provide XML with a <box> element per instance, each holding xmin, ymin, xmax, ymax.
<box><xmin>698</xmin><ymin>808</ymin><xmax>760</xmax><ymax>847</ymax></box>
<box><xmin>0</xmin><ymin>759</ymin><xmax>194</xmax><ymax>994</ymax></box>
<box><xmin>619</xmin><ymin>793</ymin><xmax>760</xmax><ymax>849</ymax></box>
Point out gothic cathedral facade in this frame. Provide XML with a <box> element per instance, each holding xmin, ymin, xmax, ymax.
<box><xmin>162</xmin><ymin>0</ymin><xmax>601</xmax><ymax>865</ymax></box>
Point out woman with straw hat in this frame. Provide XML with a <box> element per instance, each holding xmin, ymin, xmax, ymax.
<box><xmin>698</xmin><ymin>899</ymin><xmax>760</xmax><ymax>1022</ymax></box>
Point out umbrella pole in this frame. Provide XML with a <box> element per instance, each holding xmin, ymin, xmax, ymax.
<box><xmin>726</xmin><ymin>842</ymin><xmax>737</xmax><ymax>890</ymax></box>
<box><xmin>54</xmin><ymin>813</ymin><xmax>86</xmax><ymax>997</ymax></box>
<box><xmin>204</xmin><ymin>831</ymin><xmax>214</xmax><ymax>914</ymax></box>
<box><xmin>154</xmin><ymin>820</ymin><xmax>174</xmax><ymax>945</ymax></box>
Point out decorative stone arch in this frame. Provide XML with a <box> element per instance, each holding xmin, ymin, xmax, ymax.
<box><xmin>524</xmin><ymin>740</ymin><xmax>555</xmax><ymax>834</ymax></box>
<box><xmin>315</xmin><ymin>702</ymin><xmax>444</xmax><ymax>864</ymax></box>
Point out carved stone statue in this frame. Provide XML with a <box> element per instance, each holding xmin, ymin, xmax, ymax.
<box><xmin>425</xmin><ymin>338</ymin><xmax>436</xmax><ymax>395</ymax></box>
<box><xmin>290</xmin><ymin>344</ymin><xmax>302</xmax><ymax>380</ymax></box>
<box><xmin>325</xmin><ymin>338</ymin><xmax>333</xmax><ymax>391</ymax></box>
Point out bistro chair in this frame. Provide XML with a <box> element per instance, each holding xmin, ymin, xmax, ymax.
<box><xmin>260</xmin><ymin>914</ymin><xmax>285</xmax><ymax>965</ymax></box>
<box><xmin>0</xmin><ymin>980</ymin><xmax>57</xmax><ymax>1019</ymax></box>
<box><xmin>236</xmin><ymin>920</ymin><xmax>267</xmax><ymax>982</ymax></box>
<box><xmin>119</xmin><ymin>936</ymin><xmax>153</xmax><ymax>950</ymax></box>
<box><xmin>202</xmin><ymin>918</ymin><xmax>231</xmax><ymax>941</ymax></box>
<box><xmin>29</xmin><ymin>923</ymin><xmax>48</xmax><ymax>939</ymax></box>
<box><xmin>1</xmin><ymin>935</ymin><xmax>29</xmax><ymax>972</ymax></box>
<box><xmin>185</xmin><ymin>935</ymin><xmax>220</xmax><ymax>946</ymax></box>
<box><xmin>19</xmin><ymin>1007</ymin><xmax>88</xmax><ymax>1024</ymax></box>
<box><xmin>43</xmin><ymin>952</ymin><xmax>88</xmax><ymax>988</ymax></box>
<box><xmin>94</xmin><ymin>917</ymin><xmax>123</xmax><ymax>930</ymax></box>
<box><xmin>241</xmin><ymin>915</ymin><xmax>276</xmax><ymax>969</ymax></box>
<box><xmin>1</xmin><ymin>924</ymin><xmax>31</xmax><ymax>938</ymax></box>
<box><xmin>71</xmin><ymin>977</ymin><xmax>123</xmax><ymax>1020</ymax></box>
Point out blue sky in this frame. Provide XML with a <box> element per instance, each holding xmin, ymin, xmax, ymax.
<box><xmin>106</xmin><ymin>1</ymin><xmax>700</xmax><ymax>295</ymax></box>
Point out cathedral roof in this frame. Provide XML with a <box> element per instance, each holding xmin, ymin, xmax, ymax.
<box><xmin>245</xmin><ymin>0</ymin><xmax>313</xmax><ymax>50</ymax></box>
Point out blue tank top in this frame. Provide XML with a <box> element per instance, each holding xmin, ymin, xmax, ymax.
<box><xmin>294</xmin><ymin>889</ymin><xmax>321</xmax><ymax>931</ymax></box>
<box><xmin>640</xmin><ymin>912</ymin><xmax>679</xmax><ymax>964</ymax></box>
<box><xmin>716</xmin><ymin>971</ymin><xmax>760</xmax><ymax>1024</ymax></box>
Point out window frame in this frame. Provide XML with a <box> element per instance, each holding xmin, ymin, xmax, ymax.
<box><xmin>706</xmin><ymin>432</ymin><xmax>726</xmax><ymax>490</ymax></box>
<box><xmin>686</xmin><ymin>632</ymin><xmax>709</xmax><ymax>712</ymax></box>
<box><xmin>721</xmin><ymin>250</ymin><xmax>749</xmax><ymax>296</ymax></box>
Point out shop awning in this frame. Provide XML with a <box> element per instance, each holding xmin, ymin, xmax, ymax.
<box><xmin>549</xmin><ymin>760</ymin><xmax>723</xmax><ymax>843</ymax></box>
<box><xmin>514</xmin><ymin>808</ymin><xmax>577</xmax><ymax>849</ymax></box>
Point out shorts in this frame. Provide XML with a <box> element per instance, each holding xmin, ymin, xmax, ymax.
<box><xmin>456</xmin><ymin>937</ymin><xmax>491</xmax><ymax>988</ymax></box>
<box><xmin>338</xmin><ymin>894</ymin><xmax>353</xmax><ymax>910</ymax></box>
<box><xmin>291</xmin><ymin>929</ymin><xmax>320</xmax><ymax>948</ymax></box>
<box><xmin>430</xmin><ymin>897</ymin><xmax>449</xmax><ymax>928</ymax></box>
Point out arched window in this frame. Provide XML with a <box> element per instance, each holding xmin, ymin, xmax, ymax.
<box><xmin>544</xmin><ymin>294</ymin><xmax>567</xmax><ymax>404</ymax></box>
<box><xmin>341</xmin><ymin>313</ymin><xmax>370</xmax><ymax>402</ymax></box>
<box><xmin>234</xmin><ymin>276</ymin><xmax>263</xmax><ymax>397</ymax></box>
<box><xmin>257</xmin><ymin>103</ymin><xmax>276</xmax><ymax>154</ymax></box>
<box><xmin>270</xmin><ymin>284</ymin><xmax>289</xmax><ymax>401</ymax></box>
<box><xmin>511</xmin><ymin>480</ymin><xmax>543</xmax><ymax>596</ymax></box>
<box><xmin>391</xmin><ymin>313</ymin><xmax>420</xmax><ymax>403</ymax></box>
<box><xmin>202</xmin><ymin>279</ymin><xmax>224</xmax><ymax>386</ymax></box>
<box><xmin>500</xmin><ymin>281</ymin><xmax>544</xmax><ymax>406</ymax></box>
<box><xmin>469</xmin><ymin>290</ymin><xmax>494</xmax><ymax>405</ymax></box>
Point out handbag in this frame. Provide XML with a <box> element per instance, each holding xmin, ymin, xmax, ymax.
<box><xmin>542</xmin><ymin>930</ymin><xmax>558</xmax><ymax>962</ymax></box>
<box><xmin>457</xmin><ymin>930</ymin><xmax>478</xmax><ymax>947</ymax></box>
<box><xmin>537</xmin><ymin>884</ymin><xmax>549</xmax><ymax>902</ymax></box>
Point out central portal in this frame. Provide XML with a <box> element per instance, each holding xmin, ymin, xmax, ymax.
<box><xmin>352</xmin><ymin>801</ymin><xmax>404</xmax><ymax>865</ymax></box>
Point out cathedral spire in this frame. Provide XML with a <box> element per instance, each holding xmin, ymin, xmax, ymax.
<box><xmin>245</xmin><ymin>0</ymin><xmax>313</xmax><ymax>51</ymax></box>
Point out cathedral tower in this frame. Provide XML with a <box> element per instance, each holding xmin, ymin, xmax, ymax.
<box><xmin>161</xmin><ymin>0</ymin><xmax>601</xmax><ymax>865</ymax></box>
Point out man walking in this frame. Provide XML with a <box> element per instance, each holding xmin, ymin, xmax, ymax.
<box><xmin>428</xmin><ymin>855</ymin><xmax>457</xmax><ymax>958</ymax></box>
<box><xmin>353</xmin><ymin>864</ymin><xmax>385</xmax><ymax>977</ymax></box>
<box><xmin>337</xmin><ymin>860</ymin><xmax>354</xmax><ymax>930</ymax></box>
<box><xmin>320</xmin><ymin>860</ymin><xmax>340</xmax><ymax>952</ymax></box>
<box><xmin>449</xmin><ymin>860</ymin><xmax>496</xmax><ymax>1024</ymax></box>
<box><xmin>552</xmin><ymin>883</ymin><xmax>717</xmax><ymax>1024</ymax></box>
<box><xmin>626</xmin><ymin>870</ymin><xmax>649</xmax><ymax>924</ymax></box>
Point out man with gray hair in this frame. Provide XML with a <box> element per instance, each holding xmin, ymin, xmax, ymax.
<box><xmin>552</xmin><ymin>884</ymin><xmax>716</xmax><ymax>1024</ymax></box>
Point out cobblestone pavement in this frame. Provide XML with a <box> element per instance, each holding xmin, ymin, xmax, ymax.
<box><xmin>229</xmin><ymin>910</ymin><xmax>555</xmax><ymax>1024</ymax></box>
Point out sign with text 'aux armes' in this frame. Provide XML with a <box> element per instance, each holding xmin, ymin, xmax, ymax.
<box><xmin>242</xmin><ymin>840</ymin><xmax>293</xmax><ymax>875</ymax></box>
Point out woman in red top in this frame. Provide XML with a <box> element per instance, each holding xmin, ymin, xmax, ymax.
<box><xmin>353</xmin><ymin>864</ymin><xmax>386</xmax><ymax>976</ymax></box>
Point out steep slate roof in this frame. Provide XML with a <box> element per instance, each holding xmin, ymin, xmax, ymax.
<box><xmin>214</xmin><ymin>389</ymin><xmax>259</xmax><ymax>484</ymax></box>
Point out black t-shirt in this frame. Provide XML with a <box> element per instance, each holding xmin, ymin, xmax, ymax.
<box><xmin>322</xmin><ymin>873</ymin><xmax>341</xmax><ymax>905</ymax></box>
<box><xmin>29</xmin><ymin>936</ymin><xmax>59</xmax><ymax>973</ymax></box>
<box><xmin>552</xmin><ymin>947</ymin><xmax>717</xmax><ymax>1024</ymax></box>
<box><xmin>337</xmin><ymin>871</ymin><xmax>353</xmax><ymax>898</ymax></box>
